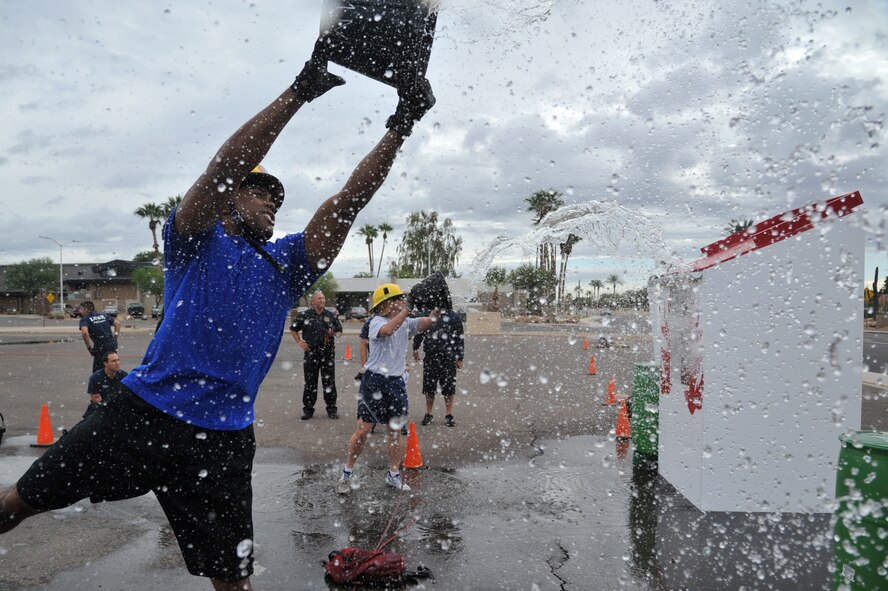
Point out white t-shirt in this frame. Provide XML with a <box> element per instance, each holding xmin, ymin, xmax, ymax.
<box><xmin>366</xmin><ymin>315</ymin><xmax>420</xmax><ymax>378</ymax></box>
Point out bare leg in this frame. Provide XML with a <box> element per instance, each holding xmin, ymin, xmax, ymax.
<box><xmin>345</xmin><ymin>419</ymin><xmax>374</xmax><ymax>469</ymax></box>
<box><xmin>0</xmin><ymin>485</ymin><xmax>41</xmax><ymax>534</ymax></box>
<box><xmin>424</xmin><ymin>394</ymin><xmax>434</xmax><ymax>415</ymax></box>
<box><xmin>211</xmin><ymin>577</ymin><xmax>252</xmax><ymax>591</ymax></box>
<box><xmin>444</xmin><ymin>395</ymin><xmax>454</xmax><ymax>416</ymax></box>
<box><xmin>386</xmin><ymin>427</ymin><xmax>403</xmax><ymax>473</ymax></box>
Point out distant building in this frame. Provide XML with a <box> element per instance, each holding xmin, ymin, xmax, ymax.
<box><xmin>0</xmin><ymin>260</ymin><xmax>152</xmax><ymax>315</ymax></box>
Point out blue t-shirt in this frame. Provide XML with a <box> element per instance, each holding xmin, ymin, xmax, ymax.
<box><xmin>79</xmin><ymin>312</ymin><xmax>116</xmax><ymax>351</ymax></box>
<box><xmin>122</xmin><ymin>210</ymin><xmax>321</xmax><ymax>430</ymax></box>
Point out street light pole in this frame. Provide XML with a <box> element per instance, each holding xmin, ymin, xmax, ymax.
<box><xmin>39</xmin><ymin>236</ymin><xmax>80</xmax><ymax>313</ymax></box>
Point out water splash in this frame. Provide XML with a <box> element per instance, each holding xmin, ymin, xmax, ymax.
<box><xmin>468</xmin><ymin>199</ymin><xmax>686</xmax><ymax>291</ymax></box>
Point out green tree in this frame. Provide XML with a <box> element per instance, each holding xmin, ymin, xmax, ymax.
<box><xmin>357</xmin><ymin>224</ymin><xmax>378</xmax><ymax>276</ymax></box>
<box><xmin>135</xmin><ymin>203</ymin><xmax>166</xmax><ymax>259</ymax></box>
<box><xmin>135</xmin><ymin>195</ymin><xmax>182</xmax><ymax>260</ymax></box>
<box><xmin>376</xmin><ymin>222</ymin><xmax>394</xmax><ymax>279</ymax></box>
<box><xmin>302</xmin><ymin>272</ymin><xmax>339</xmax><ymax>305</ymax></box>
<box><xmin>131</xmin><ymin>266</ymin><xmax>165</xmax><ymax>306</ymax></box>
<box><xmin>557</xmin><ymin>234</ymin><xmax>581</xmax><ymax>305</ymax></box>
<box><xmin>5</xmin><ymin>257</ymin><xmax>57</xmax><ymax>295</ymax></box>
<box><xmin>525</xmin><ymin>190</ymin><xmax>564</xmax><ymax>277</ymax></box>
<box><xmin>133</xmin><ymin>250</ymin><xmax>158</xmax><ymax>263</ymax></box>
<box><xmin>484</xmin><ymin>266</ymin><xmax>508</xmax><ymax>311</ymax></box>
<box><xmin>588</xmin><ymin>279</ymin><xmax>604</xmax><ymax>299</ymax></box>
<box><xmin>509</xmin><ymin>263</ymin><xmax>556</xmax><ymax>315</ymax></box>
<box><xmin>607</xmin><ymin>273</ymin><xmax>623</xmax><ymax>295</ymax></box>
<box><xmin>725</xmin><ymin>219</ymin><xmax>754</xmax><ymax>235</ymax></box>
<box><xmin>395</xmin><ymin>211</ymin><xmax>463</xmax><ymax>277</ymax></box>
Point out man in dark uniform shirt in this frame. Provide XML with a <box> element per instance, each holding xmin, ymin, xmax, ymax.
<box><xmin>84</xmin><ymin>351</ymin><xmax>128</xmax><ymax>419</ymax></box>
<box><xmin>291</xmin><ymin>290</ymin><xmax>342</xmax><ymax>419</ymax></box>
<box><xmin>413</xmin><ymin>307</ymin><xmax>465</xmax><ymax>427</ymax></box>
<box><xmin>79</xmin><ymin>301</ymin><xmax>121</xmax><ymax>373</ymax></box>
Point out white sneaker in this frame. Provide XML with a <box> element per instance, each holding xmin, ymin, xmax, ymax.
<box><xmin>385</xmin><ymin>472</ymin><xmax>410</xmax><ymax>491</ymax></box>
<box><xmin>337</xmin><ymin>470</ymin><xmax>353</xmax><ymax>494</ymax></box>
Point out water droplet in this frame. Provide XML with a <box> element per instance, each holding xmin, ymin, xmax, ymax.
<box><xmin>383</xmin><ymin>69</ymin><xmax>394</xmax><ymax>79</ymax></box>
<box><xmin>195</xmin><ymin>432</ymin><xmax>207</xmax><ymax>440</ymax></box>
<box><xmin>480</xmin><ymin>369</ymin><xmax>492</xmax><ymax>384</ymax></box>
<box><xmin>236</xmin><ymin>539</ymin><xmax>253</xmax><ymax>558</ymax></box>
<box><xmin>281</xmin><ymin>360</ymin><xmax>293</xmax><ymax>370</ymax></box>
<box><xmin>217</xmin><ymin>183</ymin><xmax>228</xmax><ymax>193</ymax></box>
<box><xmin>198</xmin><ymin>469</ymin><xmax>208</xmax><ymax>478</ymax></box>
<box><xmin>388</xmin><ymin>416</ymin><xmax>407</xmax><ymax>430</ymax></box>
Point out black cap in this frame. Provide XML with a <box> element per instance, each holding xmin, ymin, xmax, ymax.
<box><xmin>241</xmin><ymin>172</ymin><xmax>285</xmax><ymax>209</ymax></box>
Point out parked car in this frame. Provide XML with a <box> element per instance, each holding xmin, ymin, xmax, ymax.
<box><xmin>127</xmin><ymin>303</ymin><xmax>145</xmax><ymax>318</ymax></box>
<box><xmin>600</xmin><ymin>308</ymin><xmax>612</xmax><ymax>316</ymax></box>
<box><xmin>291</xmin><ymin>306</ymin><xmax>309</xmax><ymax>321</ymax></box>
<box><xmin>103</xmin><ymin>305</ymin><xmax>119</xmax><ymax>318</ymax></box>
<box><xmin>151</xmin><ymin>304</ymin><xmax>163</xmax><ymax>319</ymax></box>
<box><xmin>346</xmin><ymin>306</ymin><xmax>368</xmax><ymax>320</ymax></box>
<box><xmin>48</xmin><ymin>303</ymin><xmax>72</xmax><ymax>318</ymax></box>
<box><xmin>71</xmin><ymin>305</ymin><xmax>85</xmax><ymax>318</ymax></box>
<box><xmin>325</xmin><ymin>307</ymin><xmax>340</xmax><ymax>318</ymax></box>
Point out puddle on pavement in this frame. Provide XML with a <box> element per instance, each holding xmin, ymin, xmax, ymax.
<box><xmin>1</xmin><ymin>436</ymin><xmax>833</xmax><ymax>591</ymax></box>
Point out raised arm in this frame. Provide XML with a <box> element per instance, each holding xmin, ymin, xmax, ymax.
<box><xmin>303</xmin><ymin>130</ymin><xmax>405</xmax><ymax>271</ymax></box>
<box><xmin>303</xmin><ymin>80</ymin><xmax>435</xmax><ymax>273</ymax></box>
<box><xmin>175</xmin><ymin>59</ymin><xmax>345</xmax><ymax>235</ymax></box>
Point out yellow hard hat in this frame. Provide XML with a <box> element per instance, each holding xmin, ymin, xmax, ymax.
<box><xmin>371</xmin><ymin>283</ymin><xmax>405</xmax><ymax>311</ymax></box>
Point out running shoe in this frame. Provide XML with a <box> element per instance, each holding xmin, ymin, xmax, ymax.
<box><xmin>421</xmin><ymin>413</ymin><xmax>433</xmax><ymax>426</ymax></box>
<box><xmin>337</xmin><ymin>470</ymin><xmax>353</xmax><ymax>494</ymax></box>
<box><xmin>445</xmin><ymin>414</ymin><xmax>455</xmax><ymax>427</ymax></box>
<box><xmin>385</xmin><ymin>472</ymin><xmax>411</xmax><ymax>491</ymax></box>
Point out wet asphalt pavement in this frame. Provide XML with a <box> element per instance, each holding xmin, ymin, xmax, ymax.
<box><xmin>0</xmin><ymin>316</ymin><xmax>884</xmax><ymax>590</ymax></box>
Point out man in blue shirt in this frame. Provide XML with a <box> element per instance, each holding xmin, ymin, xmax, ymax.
<box><xmin>0</xmin><ymin>52</ymin><xmax>434</xmax><ymax>591</ymax></box>
<box><xmin>83</xmin><ymin>351</ymin><xmax>128</xmax><ymax>419</ymax></box>
<box><xmin>79</xmin><ymin>301</ymin><xmax>121</xmax><ymax>373</ymax></box>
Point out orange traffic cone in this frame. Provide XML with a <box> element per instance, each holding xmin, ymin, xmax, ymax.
<box><xmin>344</xmin><ymin>343</ymin><xmax>352</xmax><ymax>361</ymax></box>
<box><xmin>583</xmin><ymin>337</ymin><xmax>589</xmax><ymax>350</ymax></box>
<box><xmin>616</xmin><ymin>399</ymin><xmax>631</xmax><ymax>441</ymax></box>
<box><xmin>605</xmin><ymin>377</ymin><xmax>617</xmax><ymax>405</ymax></box>
<box><xmin>30</xmin><ymin>404</ymin><xmax>55</xmax><ymax>448</ymax></box>
<box><xmin>402</xmin><ymin>421</ymin><xmax>424</xmax><ymax>469</ymax></box>
<box><xmin>587</xmin><ymin>355</ymin><xmax>597</xmax><ymax>375</ymax></box>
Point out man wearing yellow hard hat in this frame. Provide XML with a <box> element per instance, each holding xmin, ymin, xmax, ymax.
<box><xmin>1</xmin><ymin>46</ymin><xmax>434</xmax><ymax>591</ymax></box>
<box><xmin>338</xmin><ymin>283</ymin><xmax>439</xmax><ymax>494</ymax></box>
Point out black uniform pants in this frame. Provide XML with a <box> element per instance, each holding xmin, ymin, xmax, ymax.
<box><xmin>302</xmin><ymin>348</ymin><xmax>337</xmax><ymax>415</ymax></box>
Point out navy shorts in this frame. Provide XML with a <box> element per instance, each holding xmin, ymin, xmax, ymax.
<box><xmin>421</xmin><ymin>354</ymin><xmax>458</xmax><ymax>397</ymax></box>
<box><xmin>357</xmin><ymin>371</ymin><xmax>408</xmax><ymax>425</ymax></box>
<box><xmin>17</xmin><ymin>387</ymin><xmax>256</xmax><ymax>582</ymax></box>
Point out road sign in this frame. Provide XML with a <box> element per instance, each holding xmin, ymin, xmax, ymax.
<box><xmin>46</xmin><ymin>293</ymin><xmax>55</xmax><ymax>304</ymax></box>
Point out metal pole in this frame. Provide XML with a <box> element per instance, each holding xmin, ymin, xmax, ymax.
<box><xmin>39</xmin><ymin>236</ymin><xmax>79</xmax><ymax>316</ymax></box>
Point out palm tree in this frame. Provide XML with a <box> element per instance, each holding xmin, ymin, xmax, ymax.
<box><xmin>607</xmin><ymin>273</ymin><xmax>623</xmax><ymax>295</ymax></box>
<box><xmin>376</xmin><ymin>222</ymin><xmax>394</xmax><ymax>278</ymax></box>
<box><xmin>588</xmin><ymin>279</ymin><xmax>604</xmax><ymax>299</ymax></box>
<box><xmin>725</xmin><ymin>219</ymin><xmax>754</xmax><ymax>235</ymax></box>
<box><xmin>525</xmin><ymin>190</ymin><xmax>565</xmax><ymax>303</ymax></box>
<box><xmin>357</xmin><ymin>224</ymin><xmax>378</xmax><ymax>276</ymax></box>
<box><xmin>134</xmin><ymin>203</ymin><xmax>167</xmax><ymax>259</ymax></box>
<box><xmin>557</xmin><ymin>234</ymin><xmax>581</xmax><ymax>305</ymax></box>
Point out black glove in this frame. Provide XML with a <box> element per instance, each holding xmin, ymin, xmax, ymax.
<box><xmin>354</xmin><ymin>371</ymin><xmax>364</xmax><ymax>382</ymax></box>
<box><xmin>292</xmin><ymin>52</ymin><xmax>345</xmax><ymax>102</ymax></box>
<box><xmin>386</xmin><ymin>77</ymin><xmax>436</xmax><ymax>137</ymax></box>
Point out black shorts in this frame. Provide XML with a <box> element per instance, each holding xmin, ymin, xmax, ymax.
<box><xmin>421</xmin><ymin>354</ymin><xmax>457</xmax><ymax>397</ymax></box>
<box><xmin>357</xmin><ymin>371</ymin><xmax>408</xmax><ymax>425</ymax></box>
<box><xmin>17</xmin><ymin>387</ymin><xmax>256</xmax><ymax>582</ymax></box>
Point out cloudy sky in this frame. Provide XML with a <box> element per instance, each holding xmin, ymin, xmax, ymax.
<box><xmin>1</xmin><ymin>0</ymin><xmax>886</xmax><ymax>292</ymax></box>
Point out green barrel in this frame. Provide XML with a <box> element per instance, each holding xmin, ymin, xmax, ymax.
<box><xmin>630</xmin><ymin>362</ymin><xmax>659</xmax><ymax>459</ymax></box>
<box><xmin>833</xmin><ymin>431</ymin><xmax>888</xmax><ymax>590</ymax></box>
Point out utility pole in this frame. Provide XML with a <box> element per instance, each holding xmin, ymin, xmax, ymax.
<box><xmin>39</xmin><ymin>236</ymin><xmax>80</xmax><ymax>314</ymax></box>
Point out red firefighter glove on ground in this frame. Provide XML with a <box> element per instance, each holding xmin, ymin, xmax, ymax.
<box><xmin>323</xmin><ymin>548</ymin><xmax>405</xmax><ymax>584</ymax></box>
